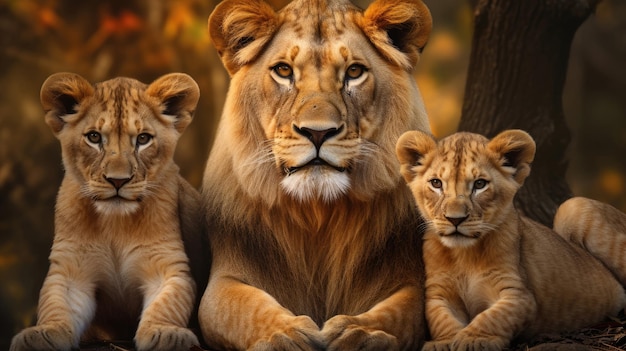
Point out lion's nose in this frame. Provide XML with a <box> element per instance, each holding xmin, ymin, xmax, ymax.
<box><xmin>294</xmin><ymin>125</ymin><xmax>343</xmax><ymax>150</ymax></box>
<box><xmin>445</xmin><ymin>215</ymin><xmax>468</xmax><ymax>227</ymax></box>
<box><xmin>105</xmin><ymin>176</ymin><xmax>132</xmax><ymax>190</ymax></box>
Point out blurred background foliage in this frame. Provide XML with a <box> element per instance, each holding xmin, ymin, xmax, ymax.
<box><xmin>0</xmin><ymin>0</ymin><xmax>624</xmax><ymax>348</ymax></box>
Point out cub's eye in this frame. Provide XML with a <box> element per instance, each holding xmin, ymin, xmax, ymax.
<box><xmin>136</xmin><ymin>133</ymin><xmax>153</xmax><ymax>146</ymax></box>
<box><xmin>345</xmin><ymin>64</ymin><xmax>365</xmax><ymax>80</ymax></box>
<box><xmin>272</xmin><ymin>63</ymin><xmax>293</xmax><ymax>79</ymax></box>
<box><xmin>85</xmin><ymin>131</ymin><xmax>101</xmax><ymax>144</ymax></box>
<box><xmin>473</xmin><ymin>179</ymin><xmax>489</xmax><ymax>190</ymax></box>
<box><xmin>429</xmin><ymin>178</ymin><xmax>443</xmax><ymax>189</ymax></box>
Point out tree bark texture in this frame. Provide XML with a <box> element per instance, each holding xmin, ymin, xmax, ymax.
<box><xmin>458</xmin><ymin>0</ymin><xmax>600</xmax><ymax>226</ymax></box>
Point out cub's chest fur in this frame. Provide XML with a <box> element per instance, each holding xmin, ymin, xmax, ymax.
<box><xmin>423</xmin><ymin>223</ymin><xmax>524</xmax><ymax>322</ymax></box>
<box><xmin>458</xmin><ymin>272</ymin><xmax>503</xmax><ymax>317</ymax></box>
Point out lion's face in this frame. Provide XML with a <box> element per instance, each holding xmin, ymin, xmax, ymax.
<box><xmin>396</xmin><ymin>130</ymin><xmax>536</xmax><ymax>248</ymax></box>
<box><xmin>208</xmin><ymin>0</ymin><xmax>432</xmax><ymax>203</ymax></box>
<box><xmin>258</xmin><ymin>14</ymin><xmax>395</xmax><ymax>202</ymax></box>
<box><xmin>41</xmin><ymin>73</ymin><xmax>199</xmax><ymax>216</ymax></box>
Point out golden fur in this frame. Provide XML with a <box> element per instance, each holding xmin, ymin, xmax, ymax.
<box><xmin>396</xmin><ymin>129</ymin><xmax>626</xmax><ymax>351</ymax></box>
<box><xmin>199</xmin><ymin>0</ymin><xmax>432</xmax><ymax>350</ymax></box>
<box><xmin>10</xmin><ymin>73</ymin><xmax>206</xmax><ymax>351</ymax></box>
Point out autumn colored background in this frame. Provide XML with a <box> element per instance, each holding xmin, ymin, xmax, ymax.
<box><xmin>0</xmin><ymin>0</ymin><xmax>624</xmax><ymax>348</ymax></box>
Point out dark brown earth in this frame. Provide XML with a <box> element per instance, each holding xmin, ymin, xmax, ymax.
<box><xmin>509</xmin><ymin>311</ymin><xmax>626</xmax><ymax>351</ymax></box>
<box><xmin>77</xmin><ymin>312</ymin><xmax>626</xmax><ymax>351</ymax></box>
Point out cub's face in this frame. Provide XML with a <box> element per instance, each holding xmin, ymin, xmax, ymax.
<box><xmin>41</xmin><ymin>73</ymin><xmax>199</xmax><ymax>215</ymax></box>
<box><xmin>396</xmin><ymin>130</ymin><xmax>536</xmax><ymax>248</ymax></box>
<box><xmin>209</xmin><ymin>0</ymin><xmax>432</xmax><ymax>202</ymax></box>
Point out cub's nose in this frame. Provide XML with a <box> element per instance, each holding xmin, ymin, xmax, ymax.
<box><xmin>105</xmin><ymin>176</ymin><xmax>131</xmax><ymax>190</ymax></box>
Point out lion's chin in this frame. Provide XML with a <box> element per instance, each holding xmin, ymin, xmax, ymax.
<box><xmin>93</xmin><ymin>197</ymin><xmax>141</xmax><ymax>216</ymax></box>
<box><xmin>280</xmin><ymin>167</ymin><xmax>350</xmax><ymax>202</ymax></box>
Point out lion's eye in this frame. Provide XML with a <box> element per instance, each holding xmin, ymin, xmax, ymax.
<box><xmin>429</xmin><ymin>178</ymin><xmax>443</xmax><ymax>189</ymax></box>
<box><xmin>85</xmin><ymin>131</ymin><xmax>101</xmax><ymax>144</ymax></box>
<box><xmin>473</xmin><ymin>179</ymin><xmax>488</xmax><ymax>190</ymax></box>
<box><xmin>136</xmin><ymin>133</ymin><xmax>153</xmax><ymax>146</ymax></box>
<box><xmin>345</xmin><ymin>64</ymin><xmax>365</xmax><ymax>80</ymax></box>
<box><xmin>272</xmin><ymin>63</ymin><xmax>293</xmax><ymax>79</ymax></box>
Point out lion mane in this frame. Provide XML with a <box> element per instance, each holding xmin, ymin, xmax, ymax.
<box><xmin>199</xmin><ymin>0</ymin><xmax>432</xmax><ymax>349</ymax></box>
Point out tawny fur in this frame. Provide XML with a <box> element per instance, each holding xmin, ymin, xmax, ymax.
<box><xmin>396</xmin><ymin>129</ymin><xmax>626</xmax><ymax>351</ymax></box>
<box><xmin>10</xmin><ymin>73</ymin><xmax>208</xmax><ymax>351</ymax></box>
<box><xmin>199</xmin><ymin>0</ymin><xmax>432</xmax><ymax>350</ymax></box>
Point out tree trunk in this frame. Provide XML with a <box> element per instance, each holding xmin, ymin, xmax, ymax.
<box><xmin>458</xmin><ymin>0</ymin><xmax>600</xmax><ymax>226</ymax></box>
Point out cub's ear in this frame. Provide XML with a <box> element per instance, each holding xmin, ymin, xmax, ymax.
<box><xmin>361</xmin><ymin>0</ymin><xmax>432</xmax><ymax>71</ymax></box>
<box><xmin>145</xmin><ymin>73</ymin><xmax>200</xmax><ymax>134</ymax></box>
<box><xmin>208</xmin><ymin>0</ymin><xmax>278</xmax><ymax>75</ymax></box>
<box><xmin>40</xmin><ymin>72</ymin><xmax>94</xmax><ymax>135</ymax></box>
<box><xmin>396</xmin><ymin>130</ymin><xmax>436</xmax><ymax>184</ymax></box>
<box><xmin>487</xmin><ymin>129</ymin><xmax>536</xmax><ymax>186</ymax></box>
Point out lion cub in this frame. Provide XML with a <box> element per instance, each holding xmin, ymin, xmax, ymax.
<box><xmin>396</xmin><ymin>129</ymin><xmax>626</xmax><ymax>350</ymax></box>
<box><xmin>10</xmin><ymin>73</ymin><xmax>203</xmax><ymax>351</ymax></box>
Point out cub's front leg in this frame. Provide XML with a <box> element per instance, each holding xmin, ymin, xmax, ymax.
<box><xmin>450</xmin><ymin>287</ymin><xmax>536</xmax><ymax>351</ymax></box>
<box><xmin>10</xmin><ymin>251</ymin><xmax>96</xmax><ymax>351</ymax></box>
<box><xmin>135</xmin><ymin>249</ymin><xmax>199</xmax><ymax>351</ymax></box>
<box><xmin>321</xmin><ymin>286</ymin><xmax>424</xmax><ymax>351</ymax></box>
<box><xmin>424</xmin><ymin>264</ymin><xmax>535</xmax><ymax>351</ymax></box>
<box><xmin>421</xmin><ymin>292</ymin><xmax>465</xmax><ymax>351</ymax></box>
<box><xmin>199</xmin><ymin>274</ymin><xmax>324</xmax><ymax>351</ymax></box>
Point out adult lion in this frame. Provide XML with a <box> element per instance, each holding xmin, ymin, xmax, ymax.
<box><xmin>199</xmin><ymin>0</ymin><xmax>432</xmax><ymax>350</ymax></box>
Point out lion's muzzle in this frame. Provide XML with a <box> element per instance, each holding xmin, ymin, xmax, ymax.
<box><xmin>293</xmin><ymin>125</ymin><xmax>344</xmax><ymax>151</ymax></box>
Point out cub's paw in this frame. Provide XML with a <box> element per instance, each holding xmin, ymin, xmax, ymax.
<box><xmin>135</xmin><ymin>325</ymin><xmax>199</xmax><ymax>351</ymax></box>
<box><xmin>421</xmin><ymin>339</ymin><xmax>453</xmax><ymax>351</ymax></box>
<box><xmin>321</xmin><ymin>315</ymin><xmax>399</xmax><ymax>351</ymax></box>
<box><xmin>10</xmin><ymin>325</ymin><xmax>75</xmax><ymax>351</ymax></box>
<box><xmin>451</xmin><ymin>335</ymin><xmax>507</xmax><ymax>351</ymax></box>
<box><xmin>249</xmin><ymin>315</ymin><xmax>324</xmax><ymax>351</ymax></box>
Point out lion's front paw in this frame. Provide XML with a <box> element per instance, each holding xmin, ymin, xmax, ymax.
<box><xmin>135</xmin><ymin>325</ymin><xmax>199</xmax><ymax>351</ymax></box>
<box><xmin>321</xmin><ymin>315</ymin><xmax>398</xmax><ymax>351</ymax></box>
<box><xmin>451</xmin><ymin>334</ymin><xmax>508</xmax><ymax>351</ymax></box>
<box><xmin>250</xmin><ymin>315</ymin><xmax>324</xmax><ymax>351</ymax></box>
<box><xmin>10</xmin><ymin>325</ymin><xmax>75</xmax><ymax>351</ymax></box>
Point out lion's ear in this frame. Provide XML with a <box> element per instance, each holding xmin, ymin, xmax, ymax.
<box><xmin>487</xmin><ymin>129</ymin><xmax>536</xmax><ymax>186</ymax></box>
<box><xmin>396</xmin><ymin>130</ymin><xmax>436</xmax><ymax>184</ymax></box>
<box><xmin>208</xmin><ymin>0</ymin><xmax>279</xmax><ymax>75</ymax></box>
<box><xmin>40</xmin><ymin>72</ymin><xmax>94</xmax><ymax>135</ymax></box>
<box><xmin>146</xmin><ymin>73</ymin><xmax>200</xmax><ymax>134</ymax></box>
<box><xmin>361</xmin><ymin>0</ymin><xmax>432</xmax><ymax>71</ymax></box>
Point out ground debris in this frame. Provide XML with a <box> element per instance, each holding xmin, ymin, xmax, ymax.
<box><xmin>78</xmin><ymin>342</ymin><xmax>209</xmax><ymax>351</ymax></box>
<box><xmin>509</xmin><ymin>311</ymin><xmax>626</xmax><ymax>350</ymax></box>
<box><xmin>76</xmin><ymin>313</ymin><xmax>626</xmax><ymax>350</ymax></box>
<box><xmin>78</xmin><ymin>340</ymin><xmax>135</xmax><ymax>351</ymax></box>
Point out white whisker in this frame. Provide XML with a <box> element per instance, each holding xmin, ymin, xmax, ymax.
<box><xmin>356</xmin><ymin>140</ymin><xmax>379</xmax><ymax>162</ymax></box>
<box><xmin>416</xmin><ymin>219</ymin><xmax>434</xmax><ymax>233</ymax></box>
<box><xmin>241</xmin><ymin>140</ymin><xmax>275</xmax><ymax>169</ymax></box>
<box><xmin>80</xmin><ymin>184</ymin><xmax>98</xmax><ymax>201</ymax></box>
